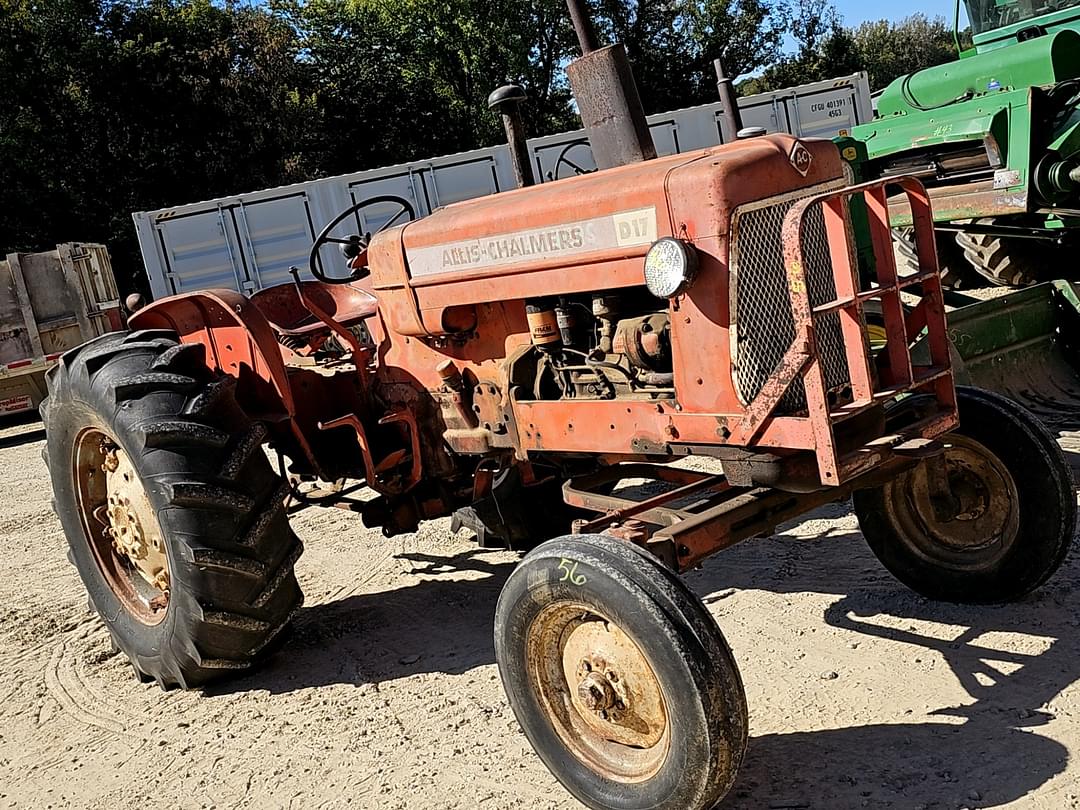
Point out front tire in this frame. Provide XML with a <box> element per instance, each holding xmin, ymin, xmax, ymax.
<box><xmin>494</xmin><ymin>534</ymin><xmax>747</xmax><ymax>810</ymax></box>
<box><xmin>853</xmin><ymin>387</ymin><xmax>1075</xmax><ymax>603</ymax></box>
<box><xmin>42</xmin><ymin>330</ymin><xmax>303</xmax><ymax>688</ymax></box>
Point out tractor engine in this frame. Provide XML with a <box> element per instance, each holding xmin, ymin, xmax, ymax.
<box><xmin>522</xmin><ymin>293</ymin><xmax>673</xmax><ymax>401</ymax></box>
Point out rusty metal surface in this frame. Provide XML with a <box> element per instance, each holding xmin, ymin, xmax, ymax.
<box><xmin>886</xmin><ymin>179</ymin><xmax>1029</xmax><ymax>226</ymax></box>
<box><xmin>75</xmin><ymin>428</ymin><xmax>169</xmax><ymax>624</ymax></box>
<box><xmin>487</xmin><ymin>84</ymin><xmax>536</xmax><ymax>189</ymax></box>
<box><xmin>565</xmin><ymin>45</ymin><xmax>656</xmax><ymax>170</ymax></box>
<box><xmin>561</xmin><ymin>617</ymin><xmax>667</xmax><ymax>749</ymax></box>
<box><xmin>562</xmin><ymin>454</ymin><xmax>929</xmax><ymax>573</ymax></box>
<box><xmin>318</xmin><ymin>409</ymin><xmax>422</xmax><ymax>495</ymax></box>
<box><xmin>249</xmin><ymin>281</ymin><xmax>378</xmax><ymax>337</ymax></box>
<box><xmin>568</xmin><ymin>469</ymin><xmax>729</xmax><ymax>535</ymax></box>
<box><xmin>102</xmin><ymin>442</ymin><xmax>169</xmax><ymax>596</ymax></box>
<box><xmin>131</xmin><ymin>289</ymin><xmax>295</xmax><ymax>416</ymax></box>
<box><xmin>873</xmin><ymin>434</ymin><xmax>1020</xmax><ymax>571</ymax></box>
<box><xmin>730</xmin><ymin>186</ymin><xmax>850</xmax><ymax>413</ymax></box>
<box><xmin>527</xmin><ymin>601</ymin><xmax>670</xmax><ymax>781</ymax></box>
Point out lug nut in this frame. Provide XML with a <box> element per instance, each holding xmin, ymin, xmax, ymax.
<box><xmin>577</xmin><ymin>671</ymin><xmax>616</xmax><ymax>712</ymax></box>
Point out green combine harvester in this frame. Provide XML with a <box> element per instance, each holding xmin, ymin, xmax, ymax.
<box><xmin>850</xmin><ymin>0</ymin><xmax>1080</xmax><ymax>287</ymax></box>
<box><xmin>844</xmin><ymin>0</ymin><xmax>1080</xmax><ymax>460</ymax></box>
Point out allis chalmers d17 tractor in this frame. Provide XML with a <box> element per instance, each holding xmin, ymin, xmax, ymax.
<box><xmin>42</xmin><ymin>5</ymin><xmax>1075</xmax><ymax>809</ymax></box>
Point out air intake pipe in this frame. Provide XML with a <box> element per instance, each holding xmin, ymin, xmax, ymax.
<box><xmin>488</xmin><ymin>84</ymin><xmax>536</xmax><ymax>189</ymax></box>
<box><xmin>714</xmin><ymin>58</ymin><xmax>744</xmax><ymax>143</ymax></box>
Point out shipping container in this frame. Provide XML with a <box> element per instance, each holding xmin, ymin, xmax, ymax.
<box><xmin>134</xmin><ymin>73</ymin><xmax>872</xmax><ymax>299</ymax></box>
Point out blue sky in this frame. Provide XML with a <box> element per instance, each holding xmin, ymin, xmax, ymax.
<box><xmin>832</xmin><ymin>0</ymin><xmax>958</xmax><ymax>27</ymax></box>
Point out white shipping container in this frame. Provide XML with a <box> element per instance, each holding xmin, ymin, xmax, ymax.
<box><xmin>133</xmin><ymin>73</ymin><xmax>872</xmax><ymax>299</ymax></box>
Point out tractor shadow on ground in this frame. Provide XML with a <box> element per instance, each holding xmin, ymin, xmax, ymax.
<box><xmin>216</xmin><ymin>505</ymin><xmax>1080</xmax><ymax>808</ymax></box>
<box><xmin>210</xmin><ymin>547</ymin><xmax>517</xmax><ymax>696</ymax></box>
<box><xmin>688</xmin><ymin>511</ymin><xmax>1080</xmax><ymax>808</ymax></box>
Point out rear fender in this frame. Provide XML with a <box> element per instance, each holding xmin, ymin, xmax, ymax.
<box><xmin>130</xmin><ymin>289</ymin><xmax>294</xmax><ymax>420</ymax></box>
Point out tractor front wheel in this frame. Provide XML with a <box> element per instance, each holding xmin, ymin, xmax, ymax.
<box><xmin>494</xmin><ymin>534</ymin><xmax>747</xmax><ymax>810</ymax></box>
<box><xmin>42</xmin><ymin>330</ymin><xmax>303</xmax><ymax>688</ymax></box>
<box><xmin>853</xmin><ymin>387</ymin><xmax>1075</xmax><ymax>603</ymax></box>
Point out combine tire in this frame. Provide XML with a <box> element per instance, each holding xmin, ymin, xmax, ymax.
<box><xmin>955</xmin><ymin>223</ymin><xmax>1048</xmax><ymax>287</ymax></box>
<box><xmin>495</xmin><ymin>534</ymin><xmax>748</xmax><ymax>810</ymax></box>
<box><xmin>853</xmin><ymin>387</ymin><xmax>1074</xmax><ymax>603</ymax></box>
<box><xmin>892</xmin><ymin>227</ymin><xmax>976</xmax><ymax>289</ymax></box>
<box><xmin>41</xmin><ymin>330</ymin><xmax>302</xmax><ymax>689</ymax></box>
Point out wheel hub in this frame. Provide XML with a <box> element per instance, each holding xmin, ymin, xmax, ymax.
<box><xmin>560</xmin><ymin>615</ymin><xmax>666</xmax><ymax>750</ymax></box>
<box><xmin>100</xmin><ymin>443</ymin><xmax>170</xmax><ymax>594</ymax></box>
<box><xmin>949</xmin><ymin>466</ymin><xmax>990</xmax><ymax>523</ymax></box>
<box><xmin>526</xmin><ymin>602</ymin><xmax>671</xmax><ymax>783</ymax></box>
<box><xmin>886</xmin><ymin>434</ymin><xmax>1019</xmax><ymax>569</ymax></box>
<box><xmin>106</xmin><ymin>493</ymin><xmax>148</xmax><ymax>558</ymax></box>
<box><xmin>75</xmin><ymin>430</ymin><xmax>171</xmax><ymax>624</ymax></box>
<box><xmin>577</xmin><ymin>669</ymin><xmax>618</xmax><ymax>713</ymax></box>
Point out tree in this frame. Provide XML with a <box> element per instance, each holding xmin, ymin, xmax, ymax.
<box><xmin>301</xmin><ymin>0</ymin><xmax>579</xmax><ymax>168</ymax></box>
<box><xmin>848</xmin><ymin>14</ymin><xmax>957</xmax><ymax>91</ymax></box>
<box><xmin>589</xmin><ymin>0</ymin><xmax>787</xmax><ymax>113</ymax></box>
<box><xmin>741</xmin><ymin>8</ymin><xmax>959</xmax><ymax>95</ymax></box>
<box><xmin>0</xmin><ymin>0</ymin><xmax>316</xmax><ymax>291</ymax></box>
<box><xmin>738</xmin><ymin>0</ymin><xmax>858</xmax><ymax>94</ymax></box>
<box><xmin>0</xmin><ymin>0</ymin><xmax>960</xmax><ymax>298</ymax></box>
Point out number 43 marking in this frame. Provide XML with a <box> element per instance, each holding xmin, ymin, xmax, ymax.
<box><xmin>558</xmin><ymin>558</ymin><xmax>587</xmax><ymax>585</ymax></box>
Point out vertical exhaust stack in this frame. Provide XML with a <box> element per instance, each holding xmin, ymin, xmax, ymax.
<box><xmin>564</xmin><ymin>0</ymin><xmax>657</xmax><ymax>170</ymax></box>
<box><xmin>488</xmin><ymin>84</ymin><xmax>536</xmax><ymax>188</ymax></box>
<box><xmin>713</xmin><ymin>58</ymin><xmax>744</xmax><ymax>143</ymax></box>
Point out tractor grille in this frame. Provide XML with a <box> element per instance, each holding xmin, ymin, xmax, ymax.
<box><xmin>730</xmin><ymin>186</ymin><xmax>852</xmax><ymax>414</ymax></box>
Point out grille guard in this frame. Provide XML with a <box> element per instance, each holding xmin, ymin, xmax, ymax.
<box><xmin>728</xmin><ymin>176</ymin><xmax>959</xmax><ymax>485</ymax></box>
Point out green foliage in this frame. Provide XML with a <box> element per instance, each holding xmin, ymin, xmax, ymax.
<box><xmin>0</xmin><ymin>0</ymin><xmax>314</xmax><ymax>291</ymax></box>
<box><xmin>846</xmin><ymin>15</ymin><xmax>959</xmax><ymax>90</ymax></box>
<box><xmin>590</xmin><ymin>0</ymin><xmax>787</xmax><ymax>112</ymax></box>
<box><xmin>0</xmin><ymin>0</ymin><xmax>965</xmax><ymax>294</ymax></box>
<box><xmin>742</xmin><ymin>9</ymin><xmax>959</xmax><ymax>94</ymax></box>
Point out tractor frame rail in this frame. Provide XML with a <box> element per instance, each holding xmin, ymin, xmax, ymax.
<box><xmin>565</xmin><ymin>449</ymin><xmax>936</xmax><ymax>573</ymax></box>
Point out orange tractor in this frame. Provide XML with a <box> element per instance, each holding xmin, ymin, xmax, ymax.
<box><xmin>42</xmin><ymin>5</ymin><xmax>1074</xmax><ymax>808</ymax></box>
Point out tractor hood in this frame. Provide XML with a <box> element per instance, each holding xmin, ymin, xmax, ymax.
<box><xmin>877</xmin><ymin>29</ymin><xmax>1080</xmax><ymax>118</ymax></box>
<box><xmin>365</xmin><ymin>134</ymin><xmax>844</xmax><ymax>339</ymax></box>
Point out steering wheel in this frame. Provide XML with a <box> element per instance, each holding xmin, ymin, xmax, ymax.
<box><xmin>308</xmin><ymin>195</ymin><xmax>415</xmax><ymax>284</ymax></box>
<box><xmin>547</xmin><ymin>140</ymin><xmax>597</xmax><ymax>181</ymax></box>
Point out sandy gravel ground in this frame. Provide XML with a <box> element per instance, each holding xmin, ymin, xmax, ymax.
<box><xmin>1</xmin><ymin>411</ymin><xmax>1078</xmax><ymax>810</ymax></box>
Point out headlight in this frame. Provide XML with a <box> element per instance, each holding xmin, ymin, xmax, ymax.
<box><xmin>643</xmin><ymin>238</ymin><xmax>698</xmax><ymax>298</ymax></box>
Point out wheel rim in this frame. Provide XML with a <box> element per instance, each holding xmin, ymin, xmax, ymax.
<box><xmin>883</xmin><ymin>434</ymin><xmax>1019</xmax><ymax>571</ymax></box>
<box><xmin>72</xmin><ymin>427</ymin><xmax>170</xmax><ymax>625</ymax></box>
<box><xmin>526</xmin><ymin>601</ymin><xmax>670</xmax><ymax>783</ymax></box>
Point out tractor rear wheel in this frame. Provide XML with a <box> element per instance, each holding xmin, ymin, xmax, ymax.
<box><xmin>42</xmin><ymin>330</ymin><xmax>303</xmax><ymax>688</ymax></box>
<box><xmin>494</xmin><ymin>534</ymin><xmax>747</xmax><ymax>810</ymax></box>
<box><xmin>853</xmin><ymin>387</ymin><xmax>1074</xmax><ymax>603</ymax></box>
<box><xmin>954</xmin><ymin>221</ymin><xmax>1052</xmax><ymax>287</ymax></box>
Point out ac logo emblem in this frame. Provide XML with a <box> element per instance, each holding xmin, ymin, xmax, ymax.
<box><xmin>789</xmin><ymin>141</ymin><xmax>813</xmax><ymax>177</ymax></box>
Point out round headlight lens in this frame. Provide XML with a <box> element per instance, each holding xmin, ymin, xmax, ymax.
<box><xmin>643</xmin><ymin>238</ymin><xmax>697</xmax><ymax>298</ymax></box>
